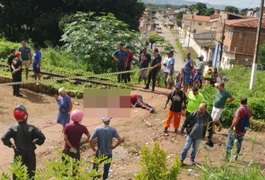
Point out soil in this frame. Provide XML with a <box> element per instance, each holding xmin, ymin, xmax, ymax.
<box><xmin>0</xmin><ymin>85</ymin><xmax>265</xmax><ymax>179</ymax></box>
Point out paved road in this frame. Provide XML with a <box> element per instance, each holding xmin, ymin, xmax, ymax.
<box><xmin>158</xmin><ymin>25</ymin><xmax>184</xmax><ymax>73</ymax></box>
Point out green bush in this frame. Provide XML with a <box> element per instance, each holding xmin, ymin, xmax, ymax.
<box><xmin>135</xmin><ymin>141</ymin><xmax>181</xmax><ymax>180</ymax></box>
<box><xmin>0</xmin><ymin>39</ymin><xmax>19</xmax><ymax>59</ymax></box>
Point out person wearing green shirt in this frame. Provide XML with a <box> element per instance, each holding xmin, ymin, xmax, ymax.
<box><xmin>211</xmin><ymin>82</ymin><xmax>234</xmax><ymax>132</ymax></box>
<box><xmin>181</xmin><ymin>87</ymin><xmax>205</xmax><ymax>133</ymax></box>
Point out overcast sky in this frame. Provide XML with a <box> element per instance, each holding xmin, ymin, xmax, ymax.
<box><xmin>186</xmin><ymin>0</ymin><xmax>261</xmax><ymax>8</ymax></box>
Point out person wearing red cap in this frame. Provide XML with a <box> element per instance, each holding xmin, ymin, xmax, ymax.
<box><xmin>63</xmin><ymin>109</ymin><xmax>90</xmax><ymax>160</ymax></box>
<box><xmin>1</xmin><ymin>105</ymin><xmax>46</xmax><ymax>180</ymax></box>
<box><xmin>11</xmin><ymin>52</ymin><xmax>23</xmax><ymax>97</ymax></box>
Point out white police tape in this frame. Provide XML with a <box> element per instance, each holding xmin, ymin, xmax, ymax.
<box><xmin>0</xmin><ymin>67</ymin><xmax>151</xmax><ymax>86</ymax></box>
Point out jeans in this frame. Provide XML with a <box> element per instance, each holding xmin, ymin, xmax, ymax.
<box><xmin>116</xmin><ymin>64</ymin><xmax>126</xmax><ymax>83</ymax></box>
<box><xmin>226</xmin><ymin>132</ymin><xmax>244</xmax><ymax>159</ymax></box>
<box><xmin>180</xmin><ymin>135</ymin><xmax>201</xmax><ymax>162</ymax></box>
<box><xmin>93</xmin><ymin>152</ymin><xmax>112</xmax><ymax>180</ymax></box>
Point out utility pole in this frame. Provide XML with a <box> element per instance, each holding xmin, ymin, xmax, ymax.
<box><xmin>218</xmin><ymin>20</ymin><xmax>226</xmax><ymax>69</ymax></box>
<box><xmin>187</xmin><ymin>15</ymin><xmax>193</xmax><ymax>48</ymax></box>
<box><xmin>249</xmin><ymin>0</ymin><xmax>264</xmax><ymax>89</ymax></box>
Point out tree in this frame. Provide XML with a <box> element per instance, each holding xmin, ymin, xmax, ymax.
<box><xmin>61</xmin><ymin>12</ymin><xmax>140</xmax><ymax>73</ymax></box>
<box><xmin>225</xmin><ymin>6</ymin><xmax>239</xmax><ymax>14</ymax></box>
<box><xmin>205</xmin><ymin>8</ymin><xmax>215</xmax><ymax>16</ymax></box>
<box><xmin>259</xmin><ymin>42</ymin><xmax>265</xmax><ymax>67</ymax></box>
<box><xmin>188</xmin><ymin>3</ymin><xmax>214</xmax><ymax>16</ymax></box>
<box><xmin>0</xmin><ymin>0</ymin><xmax>145</xmax><ymax>46</ymax></box>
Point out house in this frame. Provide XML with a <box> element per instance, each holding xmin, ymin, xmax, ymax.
<box><xmin>220</xmin><ymin>18</ymin><xmax>265</xmax><ymax>68</ymax></box>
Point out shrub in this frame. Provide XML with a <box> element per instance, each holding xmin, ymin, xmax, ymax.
<box><xmin>135</xmin><ymin>141</ymin><xmax>181</xmax><ymax>180</ymax></box>
<box><xmin>0</xmin><ymin>39</ymin><xmax>19</xmax><ymax>59</ymax></box>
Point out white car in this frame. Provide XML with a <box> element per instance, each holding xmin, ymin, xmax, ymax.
<box><xmin>155</xmin><ymin>26</ymin><xmax>162</xmax><ymax>33</ymax></box>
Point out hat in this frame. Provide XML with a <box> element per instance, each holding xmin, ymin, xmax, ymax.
<box><xmin>70</xmin><ymin>110</ymin><xmax>83</xmax><ymax>122</ymax></box>
<box><xmin>58</xmin><ymin>87</ymin><xmax>65</xmax><ymax>93</ymax></box>
<box><xmin>197</xmin><ymin>55</ymin><xmax>204</xmax><ymax>61</ymax></box>
<box><xmin>13</xmin><ymin>104</ymin><xmax>28</xmax><ymax>121</ymax></box>
<box><xmin>101</xmin><ymin>117</ymin><xmax>112</xmax><ymax>122</ymax></box>
<box><xmin>175</xmin><ymin>82</ymin><xmax>182</xmax><ymax>89</ymax></box>
<box><xmin>15</xmin><ymin>51</ymin><xmax>21</xmax><ymax>57</ymax></box>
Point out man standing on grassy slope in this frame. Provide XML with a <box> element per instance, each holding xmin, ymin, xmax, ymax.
<box><xmin>90</xmin><ymin>117</ymin><xmax>124</xmax><ymax>180</ymax></box>
<box><xmin>124</xmin><ymin>45</ymin><xmax>133</xmax><ymax>83</ymax></box>
<box><xmin>139</xmin><ymin>48</ymin><xmax>151</xmax><ymax>85</ymax></box>
<box><xmin>112</xmin><ymin>42</ymin><xmax>128</xmax><ymax>83</ymax></box>
<box><xmin>55</xmin><ymin>88</ymin><xmax>73</xmax><ymax>130</ymax></box>
<box><xmin>11</xmin><ymin>52</ymin><xmax>23</xmax><ymax>97</ymax></box>
<box><xmin>211</xmin><ymin>82</ymin><xmax>234</xmax><ymax>132</ymax></box>
<box><xmin>163</xmin><ymin>50</ymin><xmax>175</xmax><ymax>89</ymax></box>
<box><xmin>7</xmin><ymin>49</ymin><xmax>16</xmax><ymax>72</ymax></box>
<box><xmin>1</xmin><ymin>105</ymin><xmax>46</xmax><ymax>180</ymax></box>
<box><xmin>164</xmin><ymin>83</ymin><xmax>187</xmax><ymax>134</ymax></box>
<box><xmin>32</xmin><ymin>44</ymin><xmax>41</xmax><ymax>82</ymax></box>
<box><xmin>180</xmin><ymin>87</ymin><xmax>206</xmax><ymax>133</ymax></box>
<box><xmin>193</xmin><ymin>55</ymin><xmax>205</xmax><ymax>88</ymax></box>
<box><xmin>182</xmin><ymin>52</ymin><xmax>193</xmax><ymax>93</ymax></box>
<box><xmin>144</xmin><ymin>48</ymin><xmax>162</xmax><ymax>92</ymax></box>
<box><xmin>180</xmin><ymin>103</ymin><xmax>213</xmax><ymax>166</ymax></box>
<box><xmin>226</xmin><ymin>97</ymin><xmax>252</xmax><ymax>161</ymax></box>
<box><xmin>19</xmin><ymin>41</ymin><xmax>32</xmax><ymax>80</ymax></box>
<box><xmin>63</xmin><ymin>110</ymin><xmax>90</xmax><ymax>160</ymax></box>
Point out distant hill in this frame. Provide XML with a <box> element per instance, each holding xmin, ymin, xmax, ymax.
<box><xmin>141</xmin><ymin>0</ymin><xmax>226</xmax><ymax>10</ymax></box>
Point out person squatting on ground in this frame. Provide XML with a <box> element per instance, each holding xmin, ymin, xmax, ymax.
<box><xmin>19</xmin><ymin>41</ymin><xmax>32</xmax><ymax>80</ymax></box>
<box><xmin>144</xmin><ymin>48</ymin><xmax>162</xmax><ymax>92</ymax></box>
<box><xmin>225</xmin><ymin>97</ymin><xmax>252</xmax><ymax>161</ymax></box>
<box><xmin>164</xmin><ymin>83</ymin><xmax>187</xmax><ymax>134</ymax></box>
<box><xmin>181</xmin><ymin>87</ymin><xmax>206</xmax><ymax>133</ymax></box>
<box><xmin>124</xmin><ymin>45</ymin><xmax>133</xmax><ymax>83</ymax></box>
<box><xmin>180</xmin><ymin>103</ymin><xmax>213</xmax><ymax>166</ymax></box>
<box><xmin>32</xmin><ymin>44</ymin><xmax>42</xmax><ymax>81</ymax></box>
<box><xmin>112</xmin><ymin>42</ymin><xmax>128</xmax><ymax>83</ymax></box>
<box><xmin>193</xmin><ymin>55</ymin><xmax>205</xmax><ymax>88</ymax></box>
<box><xmin>211</xmin><ymin>82</ymin><xmax>234</xmax><ymax>132</ymax></box>
<box><xmin>138</xmin><ymin>48</ymin><xmax>151</xmax><ymax>85</ymax></box>
<box><xmin>55</xmin><ymin>88</ymin><xmax>73</xmax><ymax>129</ymax></box>
<box><xmin>163</xmin><ymin>50</ymin><xmax>175</xmax><ymax>89</ymax></box>
<box><xmin>63</xmin><ymin>110</ymin><xmax>90</xmax><ymax>161</ymax></box>
<box><xmin>11</xmin><ymin>51</ymin><xmax>23</xmax><ymax>97</ymax></box>
<box><xmin>1</xmin><ymin>105</ymin><xmax>46</xmax><ymax>180</ymax></box>
<box><xmin>90</xmin><ymin>117</ymin><xmax>124</xmax><ymax>180</ymax></box>
<box><xmin>182</xmin><ymin>52</ymin><xmax>193</xmax><ymax>93</ymax></box>
<box><xmin>130</xmin><ymin>94</ymin><xmax>155</xmax><ymax>113</ymax></box>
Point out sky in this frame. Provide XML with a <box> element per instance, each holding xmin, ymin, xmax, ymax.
<box><xmin>186</xmin><ymin>0</ymin><xmax>261</xmax><ymax>9</ymax></box>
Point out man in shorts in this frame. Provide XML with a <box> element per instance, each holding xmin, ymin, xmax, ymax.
<box><xmin>182</xmin><ymin>52</ymin><xmax>193</xmax><ymax>93</ymax></box>
<box><xmin>212</xmin><ymin>82</ymin><xmax>234</xmax><ymax>131</ymax></box>
<box><xmin>139</xmin><ymin>48</ymin><xmax>151</xmax><ymax>85</ymax></box>
<box><xmin>18</xmin><ymin>41</ymin><xmax>32</xmax><ymax>80</ymax></box>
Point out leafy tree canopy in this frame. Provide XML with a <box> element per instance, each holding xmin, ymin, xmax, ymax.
<box><xmin>61</xmin><ymin>12</ymin><xmax>140</xmax><ymax>73</ymax></box>
<box><xmin>189</xmin><ymin>3</ymin><xmax>214</xmax><ymax>16</ymax></box>
<box><xmin>225</xmin><ymin>6</ymin><xmax>239</xmax><ymax>14</ymax></box>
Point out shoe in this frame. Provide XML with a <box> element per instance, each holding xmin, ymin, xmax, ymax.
<box><xmin>143</xmin><ymin>87</ymin><xmax>149</xmax><ymax>89</ymax></box>
<box><xmin>151</xmin><ymin>89</ymin><xmax>155</xmax><ymax>92</ymax></box>
<box><xmin>16</xmin><ymin>94</ymin><xmax>23</xmax><ymax>97</ymax></box>
<box><xmin>163</xmin><ymin>128</ymin><xmax>168</xmax><ymax>134</ymax></box>
<box><xmin>174</xmin><ymin>129</ymin><xmax>178</xmax><ymax>134</ymax></box>
<box><xmin>150</xmin><ymin>109</ymin><xmax>155</xmax><ymax>113</ymax></box>
<box><xmin>191</xmin><ymin>160</ymin><xmax>196</xmax><ymax>166</ymax></box>
<box><xmin>180</xmin><ymin>160</ymin><xmax>186</xmax><ymax>167</ymax></box>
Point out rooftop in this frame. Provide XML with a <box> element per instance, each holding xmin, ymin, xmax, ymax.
<box><xmin>183</xmin><ymin>15</ymin><xmax>218</xmax><ymax>22</ymax></box>
<box><xmin>226</xmin><ymin>18</ymin><xmax>265</xmax><ymax>28</ymax></box>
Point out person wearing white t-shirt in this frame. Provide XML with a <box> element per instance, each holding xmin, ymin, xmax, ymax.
<box><xmin>163</xmin><ymin>51</ymin><xmax>175</xmax><ymax>88</ymax></box>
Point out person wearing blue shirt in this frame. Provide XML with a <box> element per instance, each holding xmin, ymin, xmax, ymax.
<box><xmin>112</xmin><ymin>43</ymin><xmax>128</xmax><ymax>83</ymax></box>
<box><xmin>182</xmin><ymin>52</ymin><xmax>193</xmax><ymax>93</ymax></box>
<box><xmin>32</xmin><ymin>45</ymin><xmax>42</xmax><ymax>81</ymax></box>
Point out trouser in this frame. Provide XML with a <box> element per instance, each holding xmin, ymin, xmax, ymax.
<box><xmin>125</xmin><ymin>66</ymin><xmax>131</xmax><ymax>82</ymax></box>
<box><xmin>93</xmin><ymin>152</ymin><xmax>112</xmax><ymax>180</ymax></box>
<box><xmin>145</xmin><ymin>70</ymin><xmax>158</xmax><ymax>91</ymax></box>
<box><xmin>12</xmin><ymin>74</ymin><xmax>22</xmax><ymax>96</ymax></box>
<box><xmin>180</xmin><ymin>135</ymin><xmax>201</xmax><ymax>162</ymax></box>
<box><xmin>225</xmin><ymin>132</ymin><xmax>244</xmax><ymax>160</ymax></box>
<box><xmin>117</xmin><ymin>64</ymin><xmax>126</xmax><ymax>83</ymax></box>
<box><xmin>181</xmin><ymin>111</ymin><xmax>191</xmax><ymax>132</ymax></box>
<box><xmin>62</xmin><ymin>149</ymin><xmax>80</xmax><ymax>176</ymax></box>
<box><xmin>165</xmin><ymin>110</ymin><xmax>181</xmax><ymax>130</ymax></box>
<box><xmin>135</xmin><ymin>95</ymin><xmax>154</xmax><ymax>111</ymax></box>
<box><xmin>13</xmin><ymin>150</ymin><xmax>36</xmax><ymax>180</ymax></box>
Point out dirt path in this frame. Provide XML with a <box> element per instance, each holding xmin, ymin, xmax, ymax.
<box><xmin>0</xmin><ymin>86</ymin><xmax>265</xmax><ymax>179</ymax></box>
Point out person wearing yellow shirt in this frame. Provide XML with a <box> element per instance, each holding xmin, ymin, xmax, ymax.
<box><xmin>181</xmin><ymin>87</ymin><xmax>205</xmax><ymax>133</ymax></box>
<box><xmin>203</xmin><ymin>61</ymin><xmax>214</xmax><ymax>85</ymax></box>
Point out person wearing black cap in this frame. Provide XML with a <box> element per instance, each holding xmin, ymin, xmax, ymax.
<box><xmin>1</xmin><ymin>105</ymin><xmax>46</xmax><ymax>180</ymax></box>
<box><xmin>90</xmin><ymin>117</ymin><xmax>124</xmax><ymax>179</ymax></box>
<box><xmin>193</xmin><ymin>55</ymin><xmax>205</xmax><ymax>88</ymax></box>
<box><xmin>164</xmin><ymin>83</ymin><xmax>187</xmax><ymax>134</ymax></box>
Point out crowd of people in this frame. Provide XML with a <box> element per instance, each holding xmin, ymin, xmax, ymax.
<box><xmin>1</xmin><ymin>44</ymin><xmax>253</xmax><ymax>179</ymax></box>
<box><xmin>7</xmin><ymin>41</ymin><xmax>42</xmax><ymax>97</ymax></box>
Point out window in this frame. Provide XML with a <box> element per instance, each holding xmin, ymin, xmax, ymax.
<box><xmin>227</xmin><ymin>31</ymin><xmax>233</xmax><ymax>40</ymax></box>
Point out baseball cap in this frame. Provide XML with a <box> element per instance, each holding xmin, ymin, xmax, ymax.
<box><xmin>101</xmin><ymin>117</ymin><xmax>112</xmax><ymax>122</ymax></box>
<box><xmin>197</xmin><ymin>55</ymin><xmax>204</xmax><ymax>61</ymax></box>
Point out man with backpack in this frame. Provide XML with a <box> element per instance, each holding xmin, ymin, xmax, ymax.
<box><xmin>225</xmin><ymin>97</ymin><xmax>252</xmax><ymax>160</ymax></box>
